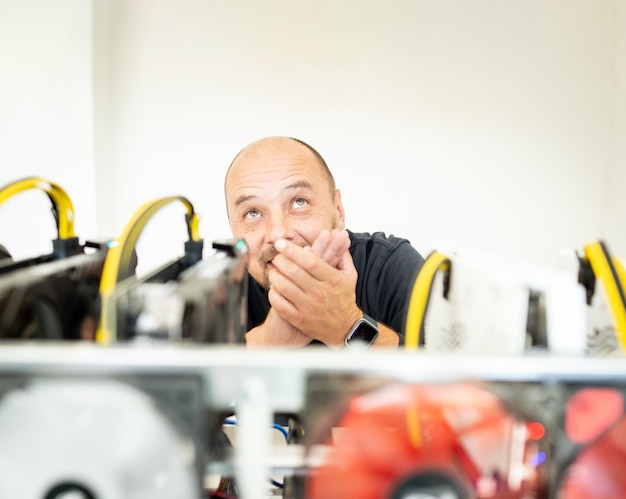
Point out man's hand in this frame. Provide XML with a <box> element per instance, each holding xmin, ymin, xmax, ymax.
<box><xmin>246</xmin><ymin>229</ymin><xmax>353</xmax><ymax>348</ymax></box>
<box><xmin>267</xmin><ymin>230</ymin><xmax>362</xmax><ymax>348</ymax></box>
<box><xmin>244</xmin><ymin>307</ymin><xmax>312</xmax><ymax>348</ymax></box>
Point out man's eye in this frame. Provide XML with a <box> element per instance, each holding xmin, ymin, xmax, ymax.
<box><xmin>292</xmin><ymin>198</ymin><xmax>307</xmax><ymax>208</ymax></box>
<box><xmin>245</xmin><ymin>209</ymin><xmax>260</xmax><ymax>219</ymax></box>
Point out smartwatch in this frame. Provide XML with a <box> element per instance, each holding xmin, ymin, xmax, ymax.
<box><xmin>345</xmin><ymin>313</ymin><xmax>379</xmax><ymax>348</ymax></box>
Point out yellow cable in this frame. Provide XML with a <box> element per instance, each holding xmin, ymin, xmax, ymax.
<box><xmin>96</xmin><ymin>195</ymin><xmax>201</xmax><ymax>344</ymax></box>
<box><xmin>0</xmin><ymin>176</ymin><xmax>75</xmax><ymax>239</ymax></box>
<box><xmin>584</xmin><ymin>241</ymin><xmax>626</xmax><ymax>350</ymax></box>
<box><xmin>613</xmin><ymin>256</ymin><xmax>626</xmax><ymax>288</ymax></box>
<box><xmin>405</xmin><ymin>251</ymin><xmax>451</xmax><ymax>351</ymax></box>
<box><xmin>406</xmin><ymin>403</ymin><xmax>422</xmax><ymax>449</ymax></box>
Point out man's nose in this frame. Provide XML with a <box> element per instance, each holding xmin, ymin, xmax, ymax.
<box><xmin>266</xmin><ymin>212</ymin><xmax>293</xmax><ymax>243</ymax></box>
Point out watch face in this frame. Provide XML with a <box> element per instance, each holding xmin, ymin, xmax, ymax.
<box><xmin>346</xmin><ymin>319</ymin><xmax>378</xmax><ymax>347</ymax></box>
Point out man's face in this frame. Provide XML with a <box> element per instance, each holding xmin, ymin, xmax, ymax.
<box><xmin>225</xmin><ymin>140</ymin><xmax>345</xmax><ymax>289</ymax></box>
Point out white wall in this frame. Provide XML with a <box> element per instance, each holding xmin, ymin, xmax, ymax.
<box><xmin>0</xmin><ymin>0</ymin><xmax>97</xmax><ymax>260</ymax></box>
<box><xmin>99</xmin><ymin>0</ymin><xmax>622</xmax><ymax>274</ymax></box>
<box><xmin>2</xmin><ymin>0</ymin><xmax>624</xmax><ymax>273</ymax></box>
<box><xmin>601</xmin><ymin>1</ymin><xmax>626</xmax><ymax>258</ymax></box>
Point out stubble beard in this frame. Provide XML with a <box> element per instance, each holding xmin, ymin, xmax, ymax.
<box><xmin>256</xmin><ymin>246</ymin><xmax>279</xmax><ymax>290</ymax></box>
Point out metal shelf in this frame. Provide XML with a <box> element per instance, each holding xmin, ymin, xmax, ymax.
<box><xmin>0</xmin><ymin>342</ymin><xmax>625</xmax><ymax>407</ymax></box>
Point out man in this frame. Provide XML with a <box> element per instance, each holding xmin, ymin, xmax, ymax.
<box><xmin>224</xmin><ymin>136</ymin><xmax>424</xmax><ymax>348</ymax></box>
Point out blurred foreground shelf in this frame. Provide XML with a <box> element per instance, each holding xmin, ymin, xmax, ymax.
<box><xmin>1</xmin><ymin>342</ymin><xmax>625</xmax><ymax>499</ymax></box>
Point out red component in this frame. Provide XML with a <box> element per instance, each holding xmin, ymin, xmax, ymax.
<box><xmin>559</xmin><ymin>388</ymin><xmax>626</xmax><ymax>499</ymax></box>
<box><xmin>527</xmin><ymin>422</ymin><xmax>546</xmax><ymax>441</ymax></box>
<box><xmin>559</xmin><ymin>416</ymin><xmax>626</xmax><ymax>499</ymax></box>
<box><xmin>306</xmin><ymin>382</ymin><xmax>545</xmax><ymax>499</ymax></box>
<box><xmin>564</xmin><ymin>388</ymin><xmax>623</xmax><ymax>445</ymax></box>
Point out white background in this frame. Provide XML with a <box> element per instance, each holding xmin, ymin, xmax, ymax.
<box><xmin>1</xmin><ymin>0</ymin><xmax>625</xmax><ymax>275</ymax></box>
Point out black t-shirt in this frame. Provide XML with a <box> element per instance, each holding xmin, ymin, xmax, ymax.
<box><xmin>245</xmin><ymin>230</ymin><xmax>425</xmax><ymax>346</ymax></box>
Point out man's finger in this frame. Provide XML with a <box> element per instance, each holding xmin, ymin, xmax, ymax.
<box><xmin>269</xmin><ymin>264</ymin><xmax>308</xmax><ymax>298</ymax></box>
<box><xmin>311</xmin><ymin>229</ymin><xmax>330</xmax><ymax>256</ymax></box>
<box><xmin>274</xmin><ymin>238</ymin><xmax>320</xmax><ymax>273</ymax></box>
<box><xmin>320</xmin><ymin>230</ymin><xmax>350</xmax><ymax>266</ymax></box>
<box><xmin>274</xmin><ymin>238</ymin><xmax>340</xmax><ymax>282</ymax></box>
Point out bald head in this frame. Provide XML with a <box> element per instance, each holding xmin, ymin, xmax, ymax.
<box><xmin>225</xmin><ymin>137</ymin><xmax>336</xmax><ymax>208</ymax></box>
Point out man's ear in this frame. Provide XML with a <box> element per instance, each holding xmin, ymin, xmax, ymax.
<box><xmin>334</xmin><ymin>189</ymin><xmax>346</xmax><ymax>230</ymax></box>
